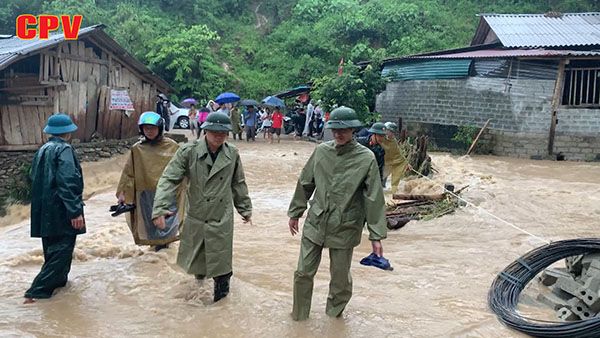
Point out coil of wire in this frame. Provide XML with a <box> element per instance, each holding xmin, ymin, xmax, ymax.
<box><xmin>488</xmin><ymin>238</ymin><xmax>600</xmax><ymax>338</ymax></box>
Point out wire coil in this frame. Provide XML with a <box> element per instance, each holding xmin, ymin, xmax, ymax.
<box><xmin>488</xmin><ymin>238</ymin><xmax>600</xmax><ymax>337</ymax></box>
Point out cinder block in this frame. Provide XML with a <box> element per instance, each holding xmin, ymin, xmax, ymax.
<box><xmin>557</xmin><ymin>307</ymin><xmax>578</xmax><ymax>321</ymax></box>
<box><xmin>567</xmin><ymin>298</ymin><xmax>595</xmax><ymax>320</ymax></box>
<box><xmin>556</xmin><ymin>277</ymin><xmax>600</xmax><ymax>312</ymax></box>
<box><xmin>566</xmin><ymin>256</ymin><xmax>584</xmax><ymax>276</ymax></box>
<box><xmin>538</xmin><ymin>268</ymin><xmax>574</xmax><ymax>286</ymax></box>
<box><xmin>537</xmin><ymin>292</ymin><xmax>571</xmax><ymax>310</ymax></box>
<box><xmin>582</xmin><ymin>254</ymin><xmax>600</xmax><ymax>271</ymax></box>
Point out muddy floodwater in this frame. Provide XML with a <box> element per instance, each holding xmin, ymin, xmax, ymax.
<box><xmin>1</xmin><ymin>137</ymin><xmax>599</xmax><ymax>337</ymax></box>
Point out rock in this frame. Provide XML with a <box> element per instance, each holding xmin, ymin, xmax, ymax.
<box><xmin>99</xmin><ymin>151</ymin><xmax>111</xmax><ymax>158</ymax></box>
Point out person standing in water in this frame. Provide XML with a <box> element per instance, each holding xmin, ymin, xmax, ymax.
<box><xmin>24</xmin><ymin>114</ymin><xmax>85</xmax><ymax>304</ymax></box>
<box><xmin>153</xmin><ymin>112</ymin><xmax>252</xmax><ymax>302</ymax></box>
<box><xmin>116</xmin><ymin>112</ymin><xmax>183</xmax><ymax>252</ymax></box>
<box><xmin>288</xmin><ymin>106</ymin><xmax>387</xmax><ymax>320</ymax></box>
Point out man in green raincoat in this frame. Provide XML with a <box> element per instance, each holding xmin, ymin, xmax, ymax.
<box><xmin>24</xmin><ymin>114</ymin><xmax>85</xmax><ymax>304</ymax></box>
<box><xmin>288</xmin><ymin>106</ymin><xmax>387</xmax><ymax>321</ymax></box>
<box><xmin>152</xmin><ymin>112</ymin><xmax>252</xmax><ymax>302</ymax></box>
<box><xmin>381</xmin><ymin>121</ymin><xmax>409</xmax><ymax>192</ymax></box>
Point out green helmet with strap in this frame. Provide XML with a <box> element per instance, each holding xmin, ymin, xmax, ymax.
<box><xmin>368</xmin><ymin>122</ymin><xmax>387</xmax><ymax>135</ymax></box>
<box><xmin>325</xmin><ymin>106</ymin><xmax>362</xmax><ymax>129</ymax></box>
<box><xmin>384</xmin><ymin>121</ymin><xmax>398</xmax><ymax>132</ymax></box>
<box><xmin>200</xmin><ymin>112</ymin><xmax>232</xmax><ymax>132</ymax></box>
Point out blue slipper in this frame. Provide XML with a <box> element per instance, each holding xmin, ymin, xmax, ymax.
<box><xmin>360</xmin><ymin>253</ymin><xmax>393</xmax><ymax>271</ymax></box>
<box><xmin>360</xmin><ymin>253</ymin><xmax>378</xmax><ymax>266</ymax></box>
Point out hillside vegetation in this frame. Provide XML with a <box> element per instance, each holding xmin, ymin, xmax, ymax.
<box><xmin>1</xmin><ymin>0</ymin><xmax>596</xmax><ymax>103</ymax></box>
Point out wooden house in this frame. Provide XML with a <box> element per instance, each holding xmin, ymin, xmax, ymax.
<box><xmin>0</xmin><ymin>24</ymin><xmax>172</xmax><ymax>151</ymax></box>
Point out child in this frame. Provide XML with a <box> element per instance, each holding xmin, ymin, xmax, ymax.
<box><xmin>271</xmin><ymin>108</ymin><xmax>284</xmax><ymax>144</ymax></box>
<box><xmin>116</xmin><ymin>112</ymin><xmax>185</xmax><ymax>251</ymax></box>
<box><xmin>261</xmin><ymin>108</ymin><xmax>273</xmax><ymax>141</ymax></box>
<box><xmin>24</xmin><ymin>114</ymin><xmax>85</xmax><ymax>304</ymax></box>
<box><xmin>188</xmin><ymin>104</ymin><xmax>198</xmax><ymax>137</ymax></box>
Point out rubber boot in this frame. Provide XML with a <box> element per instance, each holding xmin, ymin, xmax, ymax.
<box><xmin>213</xmin><ymin>272</ymin><xmax>232</xmax><ymax>302</ymax></box>
<box><xmin>154</xmin><ymin>244</ymin><xmax>169</xmax><ymax>252</ymax></box>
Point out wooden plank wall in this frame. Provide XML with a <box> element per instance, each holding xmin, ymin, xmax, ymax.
<box><xmin>0</xmin><ymin>38</ymin><xmax>163</xmax><ymax>148</ymax></box>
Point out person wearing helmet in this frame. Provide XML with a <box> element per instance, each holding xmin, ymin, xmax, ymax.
<box><xmin>380</xmin><ymin>121</ymin><xmax>409</xmax><ymax>192</ymax></box>
<box><xmin>288</xmin><ymin>106</ymin><xmax>387</xmax><ymax>321</ymax></box>
<box><xmin>384</xmin><ymin>122</ymin><xmax>398</xmax><ymax>139</ymax></box>
<box><xmin>24</xmin><ymin>114</ymin><xmax>85</xmax><ymax>304</ymax></box>
<box><xmin>152</xmin><ymin>112</ymin><xmax>253</xmax><ymax>303</ymax></box>
<box><xmin>116</xmin><ymin>112</ymin><xmax>183</xmax><ymax>252</ymax></box>
<box><xmin>357</xmin><ymin>122</ymin><xmax>387</xmax><ymax>186</ymax></box>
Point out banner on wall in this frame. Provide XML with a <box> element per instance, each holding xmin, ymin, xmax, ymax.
<box><xmin>109</xmin><ymin>89</ymin><xmax>134</xmax><ymax>110</ymax></box>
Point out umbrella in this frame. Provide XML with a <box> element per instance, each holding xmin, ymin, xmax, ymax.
<box><xmin>215</xmin><ymin>92</ymin><xmax>240</xmax><ymax>104</ymax></box>
<box><xmin>240</xmin><ymin>99</ymin><xmax>259</xmax><ymax>106</ymax></box>
<box><xmin>262</xmin><ymin>95</ymin><xmax>285</xmax><ymax>108</ymax></box>
<box><xmin>181</xmin><ymin>98</ymin><xmax>198</xmax><ymax>107</ymax></box>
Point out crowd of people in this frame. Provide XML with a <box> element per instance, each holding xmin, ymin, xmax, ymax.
<box><xmin>186</xmin><ymin>100</ymin><xmax>287</xmax><ymax>144</ymax></box>
<box><xmin>23</xmin><ymin>99</ymin><xmax>410</xmax><ymax>321</ymax></box>
<box><xmin>182</xmin><ymin>95</ymin><xmax>328</xmax><ymax>144</ymax></box>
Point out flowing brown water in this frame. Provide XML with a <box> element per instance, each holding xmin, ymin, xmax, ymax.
<box><xmin>1</xmin><ymin>136</ymin><xmax>599</xmax><ymax>337</ymax></box>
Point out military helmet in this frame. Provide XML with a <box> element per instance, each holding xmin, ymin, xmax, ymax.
<box><xmin>384</xmin><ymin>121</ymin><xmax>398</xmax><ymax>132</ymax></box>
<box><xmin>368</xmin><ymin>122</ymin><xmax>387</xmax><ymax>135</ymax></box>
<box><xmin>201</xmin><ymin>112</ymin><xmax>232</xmax><ymax>132</ymax></box>
<box><xmin>43</xmin><ymin>113</ymin><xmax>78</xmax><ymax>135</ymax></box>
<box><xmin>325</xmin><ymin>106</ymin><xmax>362</xmax><ymax>129</ymax></box>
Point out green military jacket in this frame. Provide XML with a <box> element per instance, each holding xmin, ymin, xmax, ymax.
<box><xmin>30</xmin><ymin>137</ymin><xmax>85</xmax><ymax>238</ymax></box>
<box><xmin>288</xmin><ymin>140</ymin><xmax>387</xmax><ymax>249</ymax></box>
<box><xmin>152</xmin><ymin>138</ymin><xmax>252</xmax><ymax>277</ymax></box>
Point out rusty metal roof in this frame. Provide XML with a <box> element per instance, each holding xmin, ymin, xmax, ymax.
<box><xmin>0</xmin><ymin>24</ymin><xmax>172</xmax><ymax>92</ymax></box>
<box><xmin>474</xmin><ymin>13</ymin><xmax>600</xmax><ymax>48</ymax></box>
<box><xmin>410</xmin><ymin>48</ymin><xmax>600</xmax><ymax>59</ymax></box>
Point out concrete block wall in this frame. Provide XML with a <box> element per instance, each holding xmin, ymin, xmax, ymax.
<box><xmin>376</xmin><ymin>78</ymin><xmax>600</xmax><ymax>160</ymax></box>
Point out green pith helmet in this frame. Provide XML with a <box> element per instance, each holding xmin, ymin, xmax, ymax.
<box><xmin>384</xmin><ymin>121</ymin><xmax>398</xmax><ymax>132</ymax></box>
<box><xmin>325</xmin><ymin>106</ymin><xmax>362</xmax><ymax>129</ymax></box>
<box><xmin>368</xmin><ymin>122</ymin><xmax>387</xmax><ymax>135</ymax></box>
<box><xmin>201</xmin><ymin>112</ymin><xmax>232</xmax><ymax>132</ymax></box>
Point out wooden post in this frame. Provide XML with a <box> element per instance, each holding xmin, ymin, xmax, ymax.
<box><xmin>548</xmin><ymin>59</ymin><xmax>567</xmax><ymax>156</ymax></box>
<box><xmin>397</xmin><ymin>116</ymin><xmax>402</xmax><ymax>139</ymax></box>
<box><xmin>467</xmin><ymin>119</ymin><xmax>491</xmax><ymax>155</ymax></box>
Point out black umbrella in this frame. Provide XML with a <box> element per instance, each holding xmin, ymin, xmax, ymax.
<box><xmin>240</xmin><ymin>99</ymin><xmax>259</xmax><ymax>106</ymax></box>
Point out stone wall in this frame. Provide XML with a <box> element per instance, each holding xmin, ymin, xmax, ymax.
<box><xmin>376</xmin><ymin>77</ymin><xmax>600</xmax><ymax>161</ymax></box>
<box><xmin>0</xmin><ymin>138</ymin><xmax>139</xmax><ymax>200</ymax></box>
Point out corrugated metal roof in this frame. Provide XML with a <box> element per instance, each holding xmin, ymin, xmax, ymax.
<box><xmin>0</xmin><ymin>25</ymin><xmax>100</xmax><ymax>59</ymax></box>
<box><xmin>481</xmin><ymin>13</ymin><xmax>600</xmax><ymax>47</ymax></box>
<box><xmin>382</xmin><ymin>59</ymin><xmax>472</xmax><ymax>81</ymax></box>
<box><xmin>473</xmin><ymin>59</ymin><xmax>558</xmax><ymax>79</ymax></box>
<box><xmin>409</xmin><ymin>48</ymin><xmax>600</xmax><ymax>59</ymax></box>
<box><xmin>0</xmin><ymin>25</ymin><xmax>172</xmax><ymax>92</ymax></box>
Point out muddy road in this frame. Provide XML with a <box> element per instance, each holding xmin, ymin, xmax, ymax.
<box><xmin>1</xmin><ymin>137</ymin><xmax>599</xmax><ymax>337</ymax></box>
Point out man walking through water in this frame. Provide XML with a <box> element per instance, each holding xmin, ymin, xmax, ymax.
<box><xmin>25</xmin><ymin>114</ymin><xmax>85</xmax><ymax>303</ymax></box>
<box><xmin>152</xmin><ymin>112</ymin><xmax>252</xmax><ymax>302</ymax></box>
<box><xmin>288</xmin><ymin>106</ymin><xmax>387</xmax><ymax>320</ymax></box>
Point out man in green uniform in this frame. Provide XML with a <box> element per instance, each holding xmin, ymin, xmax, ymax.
<box><xmin>152</xmin><ymin>112</ymin><xmax>252</xmax><ymax>302</ymax></box>
<box><xmin>357</xmin><ymin>122</ymin><xmax>387</xmax><ymax>186</ymax></box>
<box><xmin>24</xmin><ymin>114</ymin><xmax>85</xmax><ymax>304</ymax></box>
<box><xmin>288</xmin><ymin>106</ymin><xmax>388</xmax><ymax>321</ymax></box>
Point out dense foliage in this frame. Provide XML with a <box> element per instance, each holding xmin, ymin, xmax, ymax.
<box><xmin>1</xmin><ymin>0</ymin><xmax>597</xmax><ymax>106</ymax></box>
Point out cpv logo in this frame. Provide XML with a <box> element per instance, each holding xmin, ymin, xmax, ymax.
<box><xmin>16</xmin><ymin>15</ymin><xmax>83</xmax><ymax>40</ymax></box>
